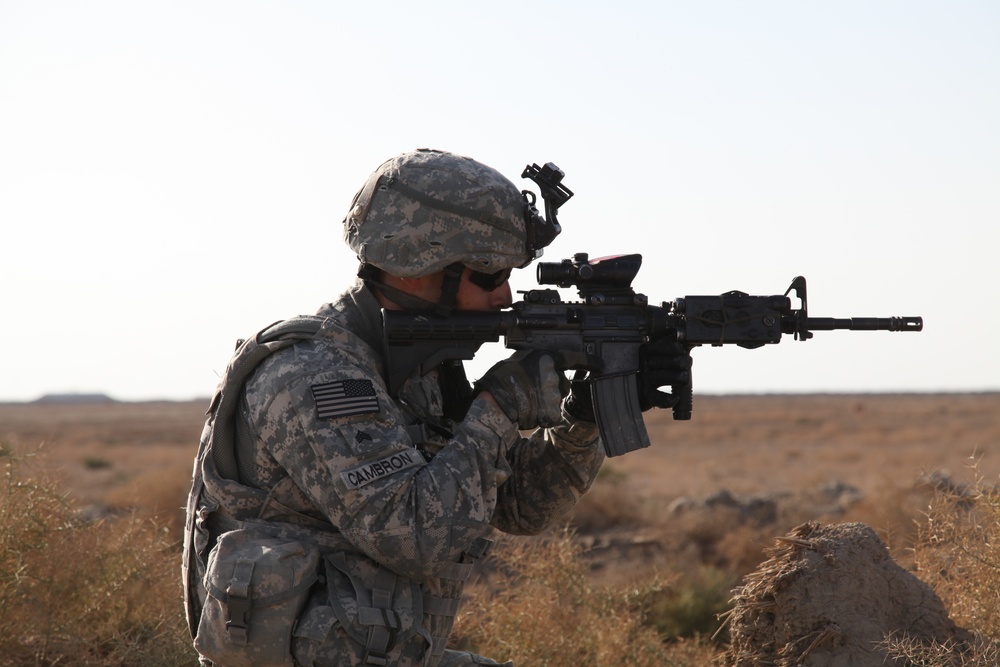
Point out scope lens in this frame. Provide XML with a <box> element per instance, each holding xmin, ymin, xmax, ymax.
<box><xmin>537</xmin><ymin>262</ymin><xmax>573</xmax><ymax>285</ymax></box>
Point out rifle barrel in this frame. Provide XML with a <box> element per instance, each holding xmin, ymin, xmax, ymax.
<box><xmin>802</xmin><ymin>316</ymin><xmax>923</xmax><ymax>332</ymax></box>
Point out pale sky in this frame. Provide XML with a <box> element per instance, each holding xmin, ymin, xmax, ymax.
<box><xmin>1</xmin><ymin>0</ymin><xmax>997</xmax><ymax>402</ymax></box>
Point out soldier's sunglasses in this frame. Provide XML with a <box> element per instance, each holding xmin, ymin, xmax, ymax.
<box><xmin>469</xmin><ymin>267</ymin><xmax>513</xmax><ymax>292</ymax></box>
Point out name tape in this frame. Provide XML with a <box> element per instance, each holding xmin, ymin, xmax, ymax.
<box><xmin>341</xmin><ymin>449</ymin><xmax>425</xmax><ymax>490</ymax></box>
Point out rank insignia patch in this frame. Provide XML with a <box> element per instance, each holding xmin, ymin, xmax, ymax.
<box><xmin>311</xmin><ymin>379</ymin><xmax>380</xmax><ymax>420</ymax></box>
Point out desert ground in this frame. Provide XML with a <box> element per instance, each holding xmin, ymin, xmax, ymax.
<box><xmin>1</xmin><ymin>392</ymin><xmax>998</xmax><ymax>585</ymax></box>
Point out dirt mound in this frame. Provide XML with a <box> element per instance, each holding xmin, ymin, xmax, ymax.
<box><xmin>725</xmin><ymin>521</ymin><xmax>972</xmax><ymax>667</ymax></box>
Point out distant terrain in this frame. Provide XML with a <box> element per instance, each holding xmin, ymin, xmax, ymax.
<box><xmin>2</xmin><ymin>392</ymin><xmax>996</xmax><ymax>574</ymax></box>
<box><xmin>25</xmin><ymin>393</ymin><xmax>117</xmax><ymax>404</ymax></box>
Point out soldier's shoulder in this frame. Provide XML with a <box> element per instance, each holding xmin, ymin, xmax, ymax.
<box><xmin>245</xmin><ymin>320</ymin><xmax>380</xmax><ymax>403</ymax></box>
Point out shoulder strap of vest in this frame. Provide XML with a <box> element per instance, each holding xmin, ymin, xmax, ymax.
<box><xmin>209</xmin><ymin>316</ymin><xmax>326</xmax><ymax>481</ymax></box>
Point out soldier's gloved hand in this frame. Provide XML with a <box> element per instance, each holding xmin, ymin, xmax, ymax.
<box><xmin>474</xmin><ymin>351</ymin><xmax>568</xmax><ymax>428</ymax></box>
<box><xmin>638</xmin><ymin>337</ymin><xmax>693</xmax><ymax>411</ymax></box>
<box><xmin>563</xmin><ymin>370</ymin><xmax>596</xmax><ymax>422</ymax></box>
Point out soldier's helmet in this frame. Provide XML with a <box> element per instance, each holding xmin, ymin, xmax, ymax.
<box><xmin>343</xmin><ymin>148</ymin><xmax>558</xmax><ymax>278</ymax></box>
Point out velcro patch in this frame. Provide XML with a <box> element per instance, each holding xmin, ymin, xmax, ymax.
<box><xmin>341</xmin><ymin>449</ymin><xmax>426</xmax><ymax>489</ymax></box>
<box><xmin>311</xmin><ymin>379</ymin><xmax>380</xmax><ymax>420</ymax></box>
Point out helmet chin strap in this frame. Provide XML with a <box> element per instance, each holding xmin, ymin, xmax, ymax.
<box><xmin>358</xmin><ymin>263</ymin><xmax>465</xmax><ymax>317</ymax></box>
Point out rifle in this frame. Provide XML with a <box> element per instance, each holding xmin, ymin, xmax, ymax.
<box><xmin>382</xmin><ymin>163</ymin><xmax>924</xmax><ymax>458</ymax></box>
<box><xmin>382</xmin><ymin>252</ymin><xmax>923</xmax><ymax>457</ymax></box>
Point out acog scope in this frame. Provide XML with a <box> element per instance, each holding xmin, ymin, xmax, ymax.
<box><xmin>536</xmin><ymin>253</ymin><xmax>642</xmax><ymax>289</ymax></box>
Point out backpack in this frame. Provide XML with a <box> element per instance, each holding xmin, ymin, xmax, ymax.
<box><xmin>182</xmin><ymin>316</ymin><xmax>327</xmax><ymax>644</ymax></box>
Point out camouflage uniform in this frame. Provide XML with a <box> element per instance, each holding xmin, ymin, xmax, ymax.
<box><xmin>184</xmin><ymin>148</ymin><xmax>602</xmax><ymax>666</ymax></box>
<box><xmin>185</xmin><ymin>280</ymin><xmax>603</xmax><ymax>666</ymax></box>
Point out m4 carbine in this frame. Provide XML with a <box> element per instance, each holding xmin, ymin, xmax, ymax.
<box><xmin>382</xmin><ymin>253</ymin><xmax>923</xmax><ymax>458</ymax></box>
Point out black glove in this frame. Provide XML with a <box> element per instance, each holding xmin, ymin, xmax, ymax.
<box><xmin>637</xmin><ymin>337</ymin><xmax>693</xmax><ymax>411</ymax></box>
<box><xmin>474</xmin><ymin>351</ymin><xmax>569</xmax><ymax>428</ymax></box>
<box><xmin>562</xmin><ymin>370</ymin><xmax>596</xmax><ymax>422</ymax></box>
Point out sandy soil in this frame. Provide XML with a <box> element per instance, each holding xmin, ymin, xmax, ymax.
<box><xmin>1</xmin><ymin>392</ymin><xmax>997</xmax><ymax>581</ymax></box>
<box><xmin>613</xmin><ymin>393</ymin><xmax>999</xmax><ymax>501</ymax></box>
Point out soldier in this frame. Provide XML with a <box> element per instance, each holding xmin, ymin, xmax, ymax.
<box><xmin>182</xmin><ymin>148</ymin><xmax>689</xmax><ymax>666</ymax></box>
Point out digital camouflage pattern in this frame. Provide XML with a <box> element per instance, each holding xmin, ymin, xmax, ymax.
<box><xmin>343</xmin><ymin>149</ymin><xmax>534</xmax><ymax>277</ymax></box>
<box><xmin>185</xmin><ymin>279</ymin><xmax>604</xmax><ymax>666</ymax></box>
<box><xmin>194</xmin><ymin>527</ymin><xmax>321</xmax><ymax>665</ymax></box>
<box><xmin>473</xmin><ymin>351</ymin><xmax>567</xmax><ymax>428</ymax></box>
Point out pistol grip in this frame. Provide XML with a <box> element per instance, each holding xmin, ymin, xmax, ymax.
<box><xmin>591</xmin><ymin>373</ymin><xmax>651</xmax><ymax>457</ymax></box>
<box><xmin>672</xmin><ymin>382</ymin><xmax>693</xmax><ymax>420</ymax></box>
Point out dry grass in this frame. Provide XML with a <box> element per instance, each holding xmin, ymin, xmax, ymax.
<box><xmin>877</xmin><ymin>458</ymin><xmax>1000</xmax><ymax>666</ymax></box>
<box><xmin>1</xmin><ymin>394</ymin><xmax>997</xmax><ymax>665</ymax></box>
<box><xmin>880</xmin><ymin>634</ymin><xmax>1000</xmax><ymax>667</ymax></box>
<box><xmin>453</xmin><ymin>530</ymin><xmax>721</xmax><ymax>667</ymax></box>
<box><xmin>913</xmin><ymin>460</ymin><xmax>1000</xmax><ymax>635</ymax></box>
<box><xmin>0</xmin><ymin>447</ymin><xmax>193</xmax><ymax>666</ymax></box>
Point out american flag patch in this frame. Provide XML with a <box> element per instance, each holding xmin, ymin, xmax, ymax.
<box><xmin>311</xmin><ymin>379</ymin><xmax>380</xmax><ymax>420</ymax></box>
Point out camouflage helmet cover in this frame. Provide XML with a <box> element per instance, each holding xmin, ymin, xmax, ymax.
<box><xmin>343</xmin><ymin>149</ymin><xmax>537</xmax><ymax>278</ymax></box>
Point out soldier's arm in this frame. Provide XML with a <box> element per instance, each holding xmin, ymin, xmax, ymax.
<box><xmin>250</xmin><ymin>365</ymin><xmax>521</xmax><ymax>581</ymax></box>
<box><xmin>490</xmin><ymin>419</ymin><xmax>604</xmax><ymax>535</ymax></box>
